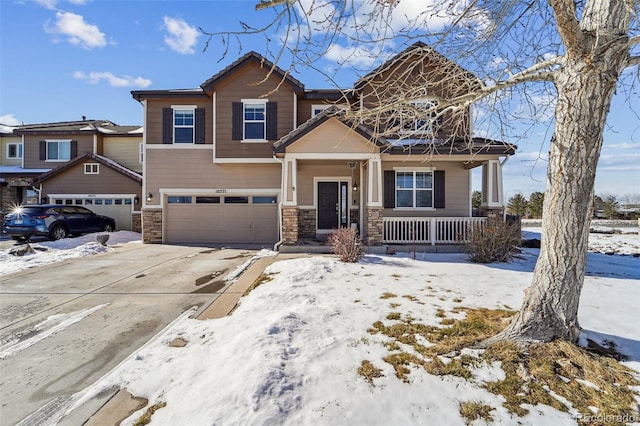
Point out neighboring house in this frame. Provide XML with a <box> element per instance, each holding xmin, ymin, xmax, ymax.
<box><xmin>132</xmin><ymin>42</ymin><xmax>515</xmax><ymax>247</ymax></box>
<box><xmin>1</xmin><ymin>119</ymin><xmax>143</xmax><ymax>231</ymax></box>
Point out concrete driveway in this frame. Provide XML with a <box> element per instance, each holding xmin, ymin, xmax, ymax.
<box><xmin>0</xmin><ymin>243</ymin><xmax>256</xmax><ymax>426</ymax></box>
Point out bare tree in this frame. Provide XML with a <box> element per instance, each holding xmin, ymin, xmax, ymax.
<box><xmin>205</xmin><ymin>0</ymin><xmax>639</xmax><ymax>345</ymax></box>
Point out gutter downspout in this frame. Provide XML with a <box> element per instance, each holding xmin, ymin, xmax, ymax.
<box><xmin>273</xmin><ymin>154</ymin><xmax>285</xmax><ymax>252</ymax></box>
<box><xmin>500</xmin><ymin>155</ymin><xmax>510</xmax><ymax>219</ymax></box>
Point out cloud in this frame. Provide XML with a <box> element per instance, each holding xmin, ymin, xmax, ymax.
<box><xmin>325</xmin><ymin>44</ymin><xmax>383</xmax><ymax>67</ymax></box>
<box><xmin>46</xmin><ymin>11</ymin><xmax>106</xmax><ymax>49</ymax></box>
<box><xmin>73</xmin><ymin>71</ymin><xmax>152</xmax><ymax>88</ymax></box>
<box><xmin>0</xmin><ymin>114</ymin><xmax>22</xmax><ymax>126</ymax></box>
<box><xmin>35</xmin><ymin>0</ymin><xmax>87</xmax><ymax>9</ymax></box>
<box><xmin>162</xmin><ymin>17</ymin><xmax>200</xmax><ymax>54</ymax></box>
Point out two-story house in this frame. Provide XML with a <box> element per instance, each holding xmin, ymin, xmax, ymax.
<box><xmin>133</xmin><ymin>42</ymin><xmax>515</xmax><ymax>247</ymax></box>
<box><xmin>1</xmin><ymin>120</ymin><xmax>144</xmax><ymax>231</ymax></box>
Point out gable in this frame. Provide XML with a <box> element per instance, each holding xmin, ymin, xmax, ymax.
<box><xmin>36</xmin><ymin>160</ymin><xmax>141</xmax><ymax>195</ymax></box>
<box><xmin>285</xmin><ymin>117</ymin><xmax>380</xmax><ymax>155</ymax></box>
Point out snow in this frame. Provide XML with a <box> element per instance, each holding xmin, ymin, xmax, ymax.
<box><xmin>0</xmin><ymin>231</ymin><xmax>141</xmax><ymax>276</ymax></box>
<box><xmin>59</xmin><ymin>230</ymin><xmax>638</xmax><ymax>426</ymax></box>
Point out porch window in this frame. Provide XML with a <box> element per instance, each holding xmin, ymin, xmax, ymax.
<box><xmin>395</xmin><ymin>170</ymin><xmax>433</xmax><ymax>208</ymax></box>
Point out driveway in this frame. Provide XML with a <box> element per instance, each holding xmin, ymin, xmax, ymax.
<box><xmin>0</xmin><ymin>243</ymin><xmax>256</xmax><ymax>426</ymax></box>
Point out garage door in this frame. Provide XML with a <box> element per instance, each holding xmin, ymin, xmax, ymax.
<box><xmin>54</xmin><ymin>197</ymin><xmax>133</xmax><ymax>231</ymax></box>
<box><xmin>165</xmin><ymin>195</ymin><xmax>278</xmax><ymax>244</ymax></box>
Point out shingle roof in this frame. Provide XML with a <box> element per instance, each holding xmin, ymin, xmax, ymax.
<box><xmin>14</xmin><ymin>120</ymin><xmax>142</xmax><ymax>136</ymax></box>
<box><xmin>200</xmin><ymin>51</ymin><xmax>305</xmax><ymax>93</ymax></box>
<box><xmin>34</xmin><ymin>153</ymin><xmax>142</xmax><ymax>184</ymax></box>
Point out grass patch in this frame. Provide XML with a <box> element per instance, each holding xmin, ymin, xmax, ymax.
<box><xmin>133</xmin><ymin>401</ymin><xmax>167</xmax><ymax>426</ymax></box>
<box><xmin>358</xmin><ymin>360</ymin><xmax>384</xmax><ymax>385</ymax></box>
<box><xmin>389</xmin><ymin>302</ymin><xmax>401</xmax><ymax>308</ymax></box>
<box><xmin>459</xmin><ymin>401</ymin><xmax>494</xmax><ymax>425</ymax></box>
<box><xmin>403</xmin><ymin>294</ymin><xmax>420</xmax><ymax>302</ymax></box>
<box><xmin>386</xmin><ymin>312</ymin><xmax>402</xmax><ymax>320</ymax></box>
<box><xmin>380</xmin><ymin>292</ymin><xmax>397</xmax><ymax>299</ymax></box>
<box><xmin>242</xmin><ymin>272</ymin><xmax>278</xmax><ymax>297</ymax></box>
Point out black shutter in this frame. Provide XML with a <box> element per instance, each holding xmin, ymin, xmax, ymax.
<box><xmin>195</xmin><ymin>108</ymin><xmax>205</xmax><ymax>144</ymax></box>
<box><xmin>232</xmin><ymin>102</ymin><xmax>243</xmax><ymax>140</ymax></box>
<box><xmin>434</xmin><ymin>170</ymin><xmax>445</xmax><ymax>209</ymax></box>
<box><xmin>162</xmin><ymin>108</ymin><xmax>173</xmax><ymax>144</ymax></box>
<box><xmin>383</xmin><ymin>170</ymin><xmax>395</xmax><ymax>208</ymax></box>
<box><xmin>266</xmin><ymin>102</ymin><xmax>277</xmax><ymax>140</ymax></box>
<box><xmin>70</xmin><ymin>141</ymin><xmax>78</xmax><ymax>159</ymax></box>
<box><xmin>39</xmin><ymin>140</ymin><xmax>46</xmax><ymax>161</ymax></box>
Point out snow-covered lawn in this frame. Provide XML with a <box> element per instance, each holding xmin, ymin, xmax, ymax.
<box><xmin>0</xmin><ymin>231</ymin><xmax>141</xmax><ymax>276</ymax></box>
<box><xmin>61</xmin><ymin>228</ymin><xmax>638</xmax><ymax>426</ymax></box>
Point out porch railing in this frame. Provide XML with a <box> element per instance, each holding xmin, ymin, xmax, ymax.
<box><xmin>382</xmin><ymin>217</ymin><xmax>487</xmax><ymax>245</ymax></box>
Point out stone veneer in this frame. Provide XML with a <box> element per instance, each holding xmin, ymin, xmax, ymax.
<box><xmin>365</xmin><ymin>207</ymin><xmax>383</xmax><ymax>246</ymax></box>
<box><xmin>298</xmin><ymin>208</ymin><xmax>316</xmax><ymax>239</ymax></box>
<box><xmin>281</xmin><ymin>206</ymin><xmax>299</xmax><ymax>245</ymax></box>
<box><xmin>131</xmin><ymin>212</ymin><xmax>142</xmax><ymax>233</ymax></box>
<box><xmin>142</xmin><ymin>208</ymin><xmax>162</xmax><ymax>244</ymax></box>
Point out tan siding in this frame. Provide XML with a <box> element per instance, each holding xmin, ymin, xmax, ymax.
<box><xmin>103</xmin><ymin>136</ymin><xmax>143</xmax><ymax>172</ymax></box>
<box><xmin>215</xmin><ymin>62</ymin><xmax>295</xmax><ymax>158</ymax></box>
<box><xmin>23</xmin><ymin>135</ymin><xmax>94</xmax><ymax>169</ymax></box>
<box><xmin>145</xmin><ymin>149</ymin><xmax>281</xmax><ymax>195</ymax></box>
<box><xmin>295</xmin><ymin>161</ymin><xmax>356</xmax><ymax>206</ymax></box>
<box><xmin>41</xmin><ymin>163</ymin><xmax>142</xmax><ymax>200</ymax></box>
<box><xmin>287</xmin><ymin>118</ymin><xmax>379</xmax><ymax>154</ymax></box>
<box><xmin>145</xmin><ymin>98</ymin><xmax>212</xmax><ymax>145</ymax></box>
<box><xmin>382</xmin><ymin>161</ymin><xmax>469</xmax><ymax>217</ymax></box>
<box><xmin>96</xmin><ymin>135</ymin><xmax>104</xmax><ymax>155</ymax></box>
<box><xmin>0</xmin><ymin>136</ymin><xmax>23</xmax><ymax>167</ymax></box>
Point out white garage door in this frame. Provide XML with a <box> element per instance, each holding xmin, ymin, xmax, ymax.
<box><xmin>54</xmin><ymin>197</ymin><xmax>133</xmax><ymax>231</ymax></box>
<box><xmin>165</xmin><ymin>195</ymin><xmax>278</xmax><ymax>244</ymax></box>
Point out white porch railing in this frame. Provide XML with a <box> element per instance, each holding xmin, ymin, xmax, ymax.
<box><xmin>382</xmin><ymin>217</ymin><xmax>487</xmax><ymax>245</ymax></box>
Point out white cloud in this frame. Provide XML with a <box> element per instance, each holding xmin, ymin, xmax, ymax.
<box><xmin>162</xmin><ymin>16</ymin><xmax>200</xmax><ymax>54</ymax></box>
<box><xmin>73</xmin><ymin>71</ymin><xmax>152</xmax><ymax>88</ymax></box>
<box><xmin>0</xmin><ymin>114</ymin><xmax>22</xmax><ymax>126</ymax></box>
<box><xmin>35</xmin><ymin>0</ymin><xmax>87</xmax><ymax>10</ymax></box>
<box><xmin>325</xmin><ymin>44</ymin><xmax>382</xmax><ymax>67</ymax></box>
<box><xmin>46</xmin><ymin>11</ymin><xmax>106</xmax><ymax>49</ymax></box>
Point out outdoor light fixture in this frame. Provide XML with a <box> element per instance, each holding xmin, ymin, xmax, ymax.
<box><xmin>146</xmin><ymin>192</ymin><xmax>153</xmax><ymax>202</ymax></box>
<box><xmin>352</xmin><ymin>182</ymin><xmax>358</xmax><ymax>192</ymax></box>
<box><xmin>134</xmin><ymin>196</ymin><xmax>140</xmax><ymax>204</ymax></box>
<box><xmin>348</xmin><ymin>161</ymin><xmax>358</xmax><ymax>192</ymax></box>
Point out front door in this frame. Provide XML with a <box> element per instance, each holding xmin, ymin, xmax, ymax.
<box><xmin>317</xmin><ymin>181</ymin><xmax>349</xmax><ymax>230</ymax></box>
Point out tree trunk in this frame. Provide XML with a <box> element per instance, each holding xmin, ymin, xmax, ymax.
<box><xmin>487</xmin><ymin>0</ymin><xmax>632</xmax><ymax>345</ymax></box>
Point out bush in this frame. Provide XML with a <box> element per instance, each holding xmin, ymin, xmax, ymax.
<box><xmin>328</xmin><ymin>227</ymin><xmax>363</xmax><ymax>263</ymax></box>
<box><xmin>465</xmin><ymin>217</ymin><xmax>521</xmax><ymax>263</ymax></box>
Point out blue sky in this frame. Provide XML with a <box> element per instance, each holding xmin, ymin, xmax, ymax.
<box><xmin>1</xmin><ymin>0</ymin><xmax>638</xmax><ymax>199</ymax></box>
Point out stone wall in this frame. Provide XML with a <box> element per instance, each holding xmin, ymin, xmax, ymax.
<box><xmin>298</xmin><ymin>208</ymin><xmax>316</xmax><ymax>239</ymax></box>
<box><xmin>365</xmin><ymin>207</ymin><xmax>383</xmax><ymax>246</ymax></box>
<box><xmin>142</xmin><ymin>208</ymin><xmax>162</xmax><ymax>243</ymax></box>
<box><xmin>131</xmin><ymin>212</ymin><xmax>142</xmax><ymax>234</ymax></box>
<box><xmin>282</xmin><ymin>206</ymin><xmax>299</xmax><ymax>244</ymax></box>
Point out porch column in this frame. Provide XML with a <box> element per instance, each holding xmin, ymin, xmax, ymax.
<box><xmin>281</xmin><ymin>206</ymin><xmax>299</xmax><ymax>245</ymax></box>
<box><xmin>365</xmin><ymin>157</ymin><xmax>383</xmax><ymax>245</ymax></box>
<box><xmin>480</xmin><ymin>160</ymin><xmax>504</xmax><ymax>210</ymax></box>
<box><xmin>282</xmin><ymin>157</ymin><xmax>297</xmax><ymax>206</ymax></box>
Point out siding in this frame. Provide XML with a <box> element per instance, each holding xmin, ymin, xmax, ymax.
<box><xmin>146</xmin><ymin>98</ymin><xmax>212</xmax><ymax>145</ymax></box>
<box><xmin>145</xmin><ymin>149</ymin><xmax>281</xmax><ymax>195</ymax></box>
<box><xmin>0</xmin><ymin>136</ymin><xmax>23</xmax><ymax>167</ymax></box>
<box><xmin>103</xmin><ymin>136</ymin><xmax>143</xmax><ymax>172</ymax></box>
<box><xmin>23</xmin><ymin>134</ymin><xmax>94</xmax><ymax>169</ymax></box>
<box><xmin>41</xmin><ymin>162</ymin><xmax>141</xmax><ymax>199</ymax></box>
<box><xmin>215</xmin><ymin>62</ymin><xmax>295</xmax><ymax>158</ymax></box>
<box><xmin>382</xmin><ymin>161</ymin><xmax>470</xmax><ymax>217</ymax></box>
<box><xmin>287</xmin><ymin>118</ymin><xmax>379</xmax><ymax>154</ymax></box>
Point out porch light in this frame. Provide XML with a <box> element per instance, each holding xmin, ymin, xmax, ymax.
<box><xmin>146</xmin><ymin>192</ymin><xmax>153</xmax><ymax>202</ymax></box>
<box><xmin>134</xmin><ymin>196</ymin><xmax>140</xmax><ymax>204</ymax></box>
<box><xmin>352</xmin><ymin>182</ymin><xmax>358</xmax><ymax>192</ymax></box>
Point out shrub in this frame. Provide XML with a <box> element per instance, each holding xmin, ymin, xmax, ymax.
<box><xmin>328</xmin><ymin>227</ymin><xmax>363</xmax><ymax>263</ymax></box>
<box><xmin>465</xmin><ymin>217</ymin><xmax>521</xmax><ymax>263</ymax></box>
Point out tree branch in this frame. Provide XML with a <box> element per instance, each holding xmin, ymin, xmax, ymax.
<box><xmin>630</xmin><ymin>35</ymin><xmax>640</xmax><ymax>47</ymax></box>
<box><xmin>628</xmin><ymin>56</ymin><xmax>640</xmax><ymax>67</ymax></box>
<box><xmin>548</xmin><ymin>0</ymin><xmax>582</xmax><ymax>58</ymax></box>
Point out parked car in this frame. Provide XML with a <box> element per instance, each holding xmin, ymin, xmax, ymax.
<box><xmin>2</xmin><ymin>205</ymin><xmax>116</xmax><ymax>241</ymax></box>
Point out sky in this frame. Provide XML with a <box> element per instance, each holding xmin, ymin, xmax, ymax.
<box><xmin>0</xmin><ymin>0</ymin><xmax>638</xmax><ymax>199</ymax></box>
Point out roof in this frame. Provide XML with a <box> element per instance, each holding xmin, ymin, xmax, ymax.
<box><xmin>274</xmin><ymin>108</ymin><xmax>515</xmax><ymax>156</ymax></box>
<box><xmin>34</xmin><ymin>153</ymin><xmax>142</xmax><ymax>184</ymax></box>
<box><xmin>0</xmin><ymin>165</ymin><xmax>51</xmax><ymax>175</ymax></box>
<box><xmin>131</xmin><ymin>88</ymin><xmax>209</xmax><ymax>101</ymax></box>
<box><xmin>273</xmin><ymin>107</ymin><xmax>386</xmax><ymax>154</ymax></box>
<box><xmin>13</xmin><ymin>120</ymin><xmax>142</xmax><ymax>136</ymax></box>
<box><xmin>200</xmin><ymin>51</ymin><xmax>305</xmax><ymax>93</ymax></box>
<box><xmin>354</xmin><ymin>41</ymin><xmax>483</xmax><ymax>92</ymax></box>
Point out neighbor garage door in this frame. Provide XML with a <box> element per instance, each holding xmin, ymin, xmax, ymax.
<box><xmin>53</xmin><ymin>197</ymin><xmax>133</xmax><ymax>231</ymax></box>
<box><xmin>165</xmin><ymin>195</ymin><xmax>278</xmax><ymax>244</ymax></box>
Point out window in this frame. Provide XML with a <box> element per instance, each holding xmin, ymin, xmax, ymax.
<box><xmin>244</xmin><ymin>101</ymin><xmax>266</xmax><ymax>140</ymax></box>
<box><xmin>311</xmin><ymin>105</ymin><xmax>331</xmax><ymax>117</ymax></box>
<box><xmin>224</xmin><ymin>196</ymin><xmax>249</xmax><ymax>204</ymax></box>
<box><xmin>7</xmin><ymin>143</ymin><xmax>22</xmax><ymax>159</ymax></box>
<box><xmin>395</xmin><ymin>170</ymin><xmax>433</xmax><ymax>208</ymax></box>
<box><xmin>400</xmin><ymin>99</ymin><xmax>438</xmax><ymax>134</ymax></box>
<box><xmin>196</xmin><ymin>196</ymin><xmax>220</xmax><ymax>204</ymax></box>
<box><xmin>168</xmin><ymin>196</ymin><xmax>192</xmax><ymax>204</ymax></box>
<box><xmin>47</xmin><ymin>140</ymin><xmax>71</xmax><ymax>161</ymax></box>
<box><xmin>253</xmin><ymin>196</ymin><xmax>277</xmax><ymax>204</ymax></box>
<box><xmin>84</xmin><ymin>163</ymin><xmax>99</xmax><ymax>174</ymax></box>
<box><xmin>174</xmin><ymin>109</ymin><xmax>194</xmax><ymax>143</ymax></box>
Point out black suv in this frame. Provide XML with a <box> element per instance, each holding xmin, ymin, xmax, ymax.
<box><xmin>2</xmin><ymin>205</ymin><xmax>116</xmax><ymax>241</ymax></box>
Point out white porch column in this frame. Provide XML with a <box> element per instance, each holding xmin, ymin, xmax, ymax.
<box><xmin>282</xmin><ymin>156</ymin><xmax>297</xmax><ymax>206</ymax></box>
<box><xmin>366</xmin><ymin>157</ymin><xmax>383</xmax><ymax>207</ymax></box>
<box><xmin>480</xmin><ymin>159</ymin><xmax>504</xmax><ymax>209</ymax></box>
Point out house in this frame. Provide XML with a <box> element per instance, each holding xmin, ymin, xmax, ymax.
<box><xmin>132</xmin><ymin>42</ymin><xmax>515</xmax><ymax>247</ymax></box>
<box><xmin>1</xmin><ymin>119</ymin><xmax>143</xmax><ymax>231</ymax></box>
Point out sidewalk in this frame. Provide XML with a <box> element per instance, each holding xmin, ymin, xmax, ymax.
<box><xmin>74</xmin><ymin>252</ymin><xmax>306</xmax><ymax>426</ymax></box>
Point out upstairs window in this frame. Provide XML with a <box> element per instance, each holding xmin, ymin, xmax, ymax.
<box><xmin>174</xmin><ymin>109</ymin><xmax>194</xmax><ymax>143</ymax></box>
<box><xmin>399</xmin><ymin>99</ymin><xmax>439</xmax><ymax>135</ymax></box>
<box><xmin>162</xmin><ymin>107</ymin><xmax>205</xmax><ymax>144</ymax></box>
<box><xmin>46</xmin><ymin>140</ymin><xmax>71</xmax><ymax>161</ymax></box>
<box><xmin>232</xmin><ymin>100</ymin><xmax>277</xmax><ymax>142</ymax></box>
<box><xmin>84</xmin><ymin>163</ymin><xmax>99</xmax><ymax>174</ymax></box>
<box><xmin>7</xmin><ymin>143</ymin><xmax>22</xmax><ymax>159</ymax></box>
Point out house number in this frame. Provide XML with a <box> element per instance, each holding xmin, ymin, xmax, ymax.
<box><xmin>214</xmin><ymin>189</ymin><xmax>227</xmax><ymax>194</ymax></box>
